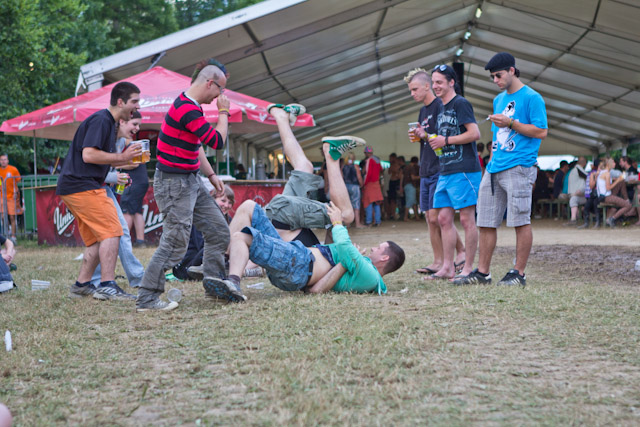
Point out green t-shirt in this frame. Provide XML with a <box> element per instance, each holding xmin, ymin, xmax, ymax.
<box><xmin>327</xmin><ymin>225</ymin><xmax>386</xmax><ymax>294</ymax></box>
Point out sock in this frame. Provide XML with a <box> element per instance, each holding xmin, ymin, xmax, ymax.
<box><xmin>99</xmin><ymin>280</ymin><xmax>115</xmax><ymax>287</ymax></box>
<box><xmin>228</xmin><ymin>275</ymin><xmax>241</xmax><ymax>287</ymax></box>
<box><xmin>75</xmin><ymin>280</ymin><xmax>92</xmax><ymax>287</ymax></box>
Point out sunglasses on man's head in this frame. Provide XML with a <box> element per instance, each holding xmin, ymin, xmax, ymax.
<box><xmin>432</xmin><ymin>64</ymin><xmax>448</xmax><ymax>72</ymax></box>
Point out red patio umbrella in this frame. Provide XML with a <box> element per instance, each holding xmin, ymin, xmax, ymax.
<box><xmin>0</xmin><ymin>66</ymin><xmax>314</xmax><ymax>139</ymax></box>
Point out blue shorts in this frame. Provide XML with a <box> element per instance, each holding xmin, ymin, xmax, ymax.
<box><xmin>404</xmin><ymin>183</ymin><xmax>417</xmax><ymax>207</ymax></box>
<box><xmin>346</xmin><ymin>183</ymin><xmax>361</xmax><ymax>210</ymax></box>
<box><xmin>244</xmin><ymin>203</ymin><xmax>314</xmax><ymax>291</ymax></box>
<box><xmin>419</xmin><ymin>175</ymin><xmax>439</xmax><ymax>212</ymax></box>
<box><xmin>433</xmin><ymin>172</ymin><xmax>482</xmax><ymax>210</ymax></box>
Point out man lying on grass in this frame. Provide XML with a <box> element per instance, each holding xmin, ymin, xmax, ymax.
<box><xmin>205</xmin><ymin>139</ymin><xmax>405</xmax><ymax>297</ymax></box>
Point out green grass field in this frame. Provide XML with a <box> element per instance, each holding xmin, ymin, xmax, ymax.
<box><xmin>1</xmin><ymin>221</ymin><xmax>640</xmax><ymax>425</ymax></box>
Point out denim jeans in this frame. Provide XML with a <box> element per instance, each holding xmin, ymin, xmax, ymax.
<box><xmin>141</xmin><ymin>171</ymin><xmax>229</xmax><ymax>294</ymax></box>
<box><xmin>365</xmin><ymin>203</ymin><xmax>381</xmax><ymax>225</ymax></box>
<box><xmin>91</xmin><ymin>186</ymin><xmax>145</xmax><ymax>287</ymax></box>
<box><xmin>0</xmin><ymin>256</ymin><xmax>13</xmax><ymax>283</ymax></box>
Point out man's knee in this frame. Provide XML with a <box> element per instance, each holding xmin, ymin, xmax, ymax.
<box><xmin>238</xmin><ymin>200</ymin><xmax>257</xmax><ymax>215</ymax></box>
<box><xmin>231</xmin><ymin>230</ymin><xmax>252</xmax><ymax>246</ymax></box>
<box><xmin>459</xmin><ymin>209</ymin><xmax>476</xmax><ymax>229</ymax></box>
<box><xmin>341</xmin><ymin>208</ymin><xmax>355</xmax><ymax>224</ymax></box>
<box><xmin>427</xmin><ymin>210</ymin><xmax>439</xmax><ymax>227</ymax></box>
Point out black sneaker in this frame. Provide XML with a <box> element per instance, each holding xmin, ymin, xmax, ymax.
<box><xmin>172</xmin><ymin>263</ymin><xmax>189</xmax><ymax>281</ymax></box>
<box><xmin>451</xmin><ymin>268</ymin><xmax>492</xmax><ymax>286</ymax></box>
<box><xmin>203</xmin><ymin>277</ymin><xmax>246</xmax><ymax>303</ymax></box>
<box><xmin>69</xmin><ymin>282</ymin><xmax>96</xmax><ymax>298</ymax></box>
<box><xmin>93</xmin><ymin>281</ymin><xmax>137</xmax><ymax>301</ymax></box>
<box><xmin>497</xmin><ymin>269</ymin><xmax>526</xmax><ymax>287</ymax></box>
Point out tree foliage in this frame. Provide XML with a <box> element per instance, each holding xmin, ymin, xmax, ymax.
<box><xmin>174</xmin><ymin>0</ymin><xmax>263</xmax><ymax>29</ymax></box>
<box><xmin>0</xmin><ymin>0</ymin><xmax>89</xmax><ymax>172</ymax></box>
<box><xmin>0</xmin><ymin>0</ymin><xmax>263</xmax><ymax>173</ymax></box>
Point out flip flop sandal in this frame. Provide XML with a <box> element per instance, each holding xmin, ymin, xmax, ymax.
<box><xmin>416</xmin><ymin>267</ymin><xmax>437</xmax><ymax>274</ymax></box>
<box><xmin>454</xmin><ymin>259</ymin><xmax>465</xmax><ymax>272</ymax></box>
<box><xmin>422</xmin><ymin>273</ymin><xmax>452</xmax><ymax>281</ymax></box>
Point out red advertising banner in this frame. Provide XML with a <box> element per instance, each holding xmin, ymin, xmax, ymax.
<box><xmin>227</xmin><ymin>182</ymin><xmax>285</xmax><ymax>216</ymax></box>
<box><xmin>36</xmin><ymin>187</ymin><xmax>164</xmax><ymax>246</ymax></box>
<box><xmin>36</xmin><ymin>182</ymin><xmax>285</xmax><ymax>246</ymax></box>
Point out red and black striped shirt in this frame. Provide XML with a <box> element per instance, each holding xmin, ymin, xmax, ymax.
<box><xmin>156</xmin><ymin>93</ymin><xmax>224</xmax><ymax>173</ymax></box>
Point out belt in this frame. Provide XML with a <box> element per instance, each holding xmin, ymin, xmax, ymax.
<box><xmin>305</xmin><ymin>253</ymin><xmax>315</xmax><ymax>285</ymax></box>
<box><xmin>155</xmin><ymin>169</ymin><xmax>198</xmax><ymax>178</ymax></box>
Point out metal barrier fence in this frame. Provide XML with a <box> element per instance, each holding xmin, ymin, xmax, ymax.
<box><xmin>0</xmin><ymin>174</ymin><xmax>59</xmax><ymax>239</ymax></box>
<box><xmin>0</xmin><ymin>175</ymin><xmax>22</xmax><ymax>238</ymax></box>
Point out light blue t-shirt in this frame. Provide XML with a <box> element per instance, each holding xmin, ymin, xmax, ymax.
<box><xmin>487</xmin><ymin>85</ymin><xmax>547</xmax><ymax>174</ymax></box>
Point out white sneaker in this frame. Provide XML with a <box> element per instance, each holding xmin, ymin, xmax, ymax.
<box><xmin>136</xmin><ymin>299</ymin><xmax>179</xmax><ymax>312</ymax></box>
<box><xmin>0</xmin><ymin>281</ymin><xmax>15</xmax><ymax>293</ymax></box>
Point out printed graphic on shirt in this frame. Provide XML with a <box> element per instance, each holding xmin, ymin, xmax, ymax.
<box><xmin>436</xmin><ymin>108</ymin><xmax>464</xmax><ymax>166</ymax></box>
<box><xmin>493</xmin><ymin>100</ymin><xmax>516</xmax><ymax>152</ymax></box>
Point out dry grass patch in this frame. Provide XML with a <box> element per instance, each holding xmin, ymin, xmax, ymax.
<box><xmin>1</xmin><ymin>222</ymin><xmax>640</xmax><ymax>425</ymax></box>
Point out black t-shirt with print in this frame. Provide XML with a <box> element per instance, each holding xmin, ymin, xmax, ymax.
<box><xmin>57</xmin><ymin>109</ymin><xmax>116</xmax><ymax>196</ymax></box>
<box><xmin>417</xmin><ymin>98</ymin><xmax>442</xmax><ymax>178</ymax></box>
<box><xmin>435</xmin><ymin>95</ymin><xmax>481</xmax><ymax>175</ymax></box>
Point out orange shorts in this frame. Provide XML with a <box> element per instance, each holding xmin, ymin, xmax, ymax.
<box><xmin>0</xmin><ymin>198</ymin><xmax>22</xmax><ymax>215</ymax></box>
<box><xmin>60</xmin><ymin>189</ymin><xmax>122</xmax><ymax>246</ymax></box>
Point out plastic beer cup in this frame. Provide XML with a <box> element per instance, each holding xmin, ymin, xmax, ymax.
<box><xmin>408</xmin><ymin>122</ymin><xmax>421</xmax><ymax>143</ymax></box>
<box><xmin>132</xmin><ymin>139</ymin><xmax>150</xmax><ymax>164</ymax></box>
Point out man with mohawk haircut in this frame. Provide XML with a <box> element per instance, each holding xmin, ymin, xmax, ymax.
<box><xmin>136</xmin><ymin>58</ymin><xmax>235</xmax><ymax>312</ymax></box>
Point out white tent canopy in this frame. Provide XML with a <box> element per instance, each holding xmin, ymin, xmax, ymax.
<box><xmin>78</xmin><ymin>0</ymin><xmax>640</xmax><ymax>162</ymax></box>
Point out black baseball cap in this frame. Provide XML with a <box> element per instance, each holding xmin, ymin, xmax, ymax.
<box><xmin>485</xmin><ymin>52</ymin><xmax>516</xmax><ymax>72</ymax></box>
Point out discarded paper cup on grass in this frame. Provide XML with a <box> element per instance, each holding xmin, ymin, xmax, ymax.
<box><xmin>31</xmin><ymin>280</ymin><xmax>50</xmax><ymax>291</ymax></box>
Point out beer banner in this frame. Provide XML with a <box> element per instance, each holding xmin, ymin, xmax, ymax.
<box><xmin>37</xmin><ymin>188</ymin><xmax>164</xmax><ymax>246</ymax></box>
<box><xmin>36</xmin><ymin>182</ymin><xmax>284</xmax><ymax>246</ymax></box>
<box><xmin>228</xmin><ymin>183</ymin><xmax>285</xmax><ymax>216</ymax></box>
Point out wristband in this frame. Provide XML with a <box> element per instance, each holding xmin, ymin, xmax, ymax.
<box><xmin>332</xmin><ymin>221</ymin><xmax>342</xmax><ymax>226</ymax></box>
<box><xmin>508</xmin><ymin>119</ymin><xmax>514</xmax><ymax>129</ymax></box>
<box><xmin>207</xmin><ymin>172</ymin><xmax>216</xmax><ymax>179</ymax></box>
<box><xmin>219</xmin><ymin>109</ymin><xmax>230</xmax><ymax>116</ymax></box>
<box><xmin>445</xmin><ymin>136</ymin><xmax>449</xmax><ymax>146</ymax></box>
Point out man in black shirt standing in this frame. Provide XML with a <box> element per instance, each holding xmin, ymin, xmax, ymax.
<box><xmin>405</xmin><ymin>68</ymin><xmax>466</xmax><ymax>276</ymax></box>
<box><xmin>428</xmin><ymin>64</ymin><xmax>482</xmax><ymax>281</ymax></box>
<box><xmin>57</xmin><ymin>82</ymin><xmax>142</xmax><ymax>301</ymax></box>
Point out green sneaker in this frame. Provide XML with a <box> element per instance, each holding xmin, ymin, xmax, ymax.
<box><xmin>284</xmin><ymin>103</ymin><xmax>306</xmax><ymax>126</ymax></box>
<box><xmin>164</xmin><ymin>272</ymin><xmax>183</xmax><ymax>282</ymax></box>
<box><xmin>322</xmin><ymin>136</ymin><xmax>366</xmax><ymax>160</ymax></box>
<box><xmin>266</xmin><ymin>103</ymin><xmax>286</xmax><ymax>114</ymax></box>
